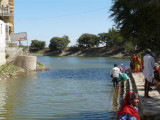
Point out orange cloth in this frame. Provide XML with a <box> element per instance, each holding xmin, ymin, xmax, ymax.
<box><xmin>130</xmin><ymin>55</ymin><xmax>136</xmax><ymax>72</ymax></box>
<box><xmin>157</xmin><ymin>82</ymin><xmax>160</xmax><ymax>87</ymax></box>
<box><xmin>158</xmin><ymin>66</ymin><xmax>160</xmax><ymax>79</ymax></box>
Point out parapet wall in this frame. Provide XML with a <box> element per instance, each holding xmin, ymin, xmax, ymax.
<box><xmin>6</xmin><ymin>47</ymin><xmax>23</xmax><ymax>62</ymax></box>
<box><xmin>14</xmin><ymin>55</ymin><xmax>37</xmax><ymax>70</ymax></box>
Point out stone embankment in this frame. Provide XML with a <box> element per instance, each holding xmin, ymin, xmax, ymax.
<box><xmin>0</xmin><ymin>59</ymin><xmax>49</xmax><ymax>80</ymax></box>
<box><xmin>126</xmin><ymin>71</ymin><xmax>160</xmax><ymax>120</ymax></box>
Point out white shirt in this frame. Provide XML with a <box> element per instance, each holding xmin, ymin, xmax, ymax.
<box><xmin>143</xmin><ymin>54</ymin><xmax>155</xmax><ymax>82</ymax></box>
<box><xmin>110</xmin><ymin>67</ymin><xmax>121</xmax><ymax>78</ymax></box>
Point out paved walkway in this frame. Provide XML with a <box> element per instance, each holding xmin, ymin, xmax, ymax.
<box><xmin>130</xmin><ymin>72</ymin><xmax>160</xmax><ymax>120</ymax></box>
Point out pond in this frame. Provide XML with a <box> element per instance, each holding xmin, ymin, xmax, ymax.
<box><xmin>0</xmin><ymin>56</ymin><xmax>130</xmax><ymax>120</ymax></box>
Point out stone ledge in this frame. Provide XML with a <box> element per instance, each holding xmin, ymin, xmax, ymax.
<box><xmin>131</xmin><ymin>72</ymin><xmax>160</xmax><ymax>120</ymax></box>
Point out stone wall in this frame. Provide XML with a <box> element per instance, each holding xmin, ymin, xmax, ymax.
<box><xmin>14</xmin><ymin>55</ymin><xmax>37</xmax><ymax>70</ymax></box>
<box><xmin>0</xmin><ymin>20</ymin><xmax>6</xmax><ymax>66</ymax></box>
<box><xmin>6</xmin><ymin>47</ymin><xmax>23</xmax><ymax>62</ymax></box>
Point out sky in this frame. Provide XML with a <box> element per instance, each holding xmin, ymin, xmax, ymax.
<box><xmin>14</xmin><ymin>0</ymin><xmax>114</xmax><ymax>47</ymax></box>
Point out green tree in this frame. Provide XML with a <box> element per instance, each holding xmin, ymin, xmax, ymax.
<box><xmin>110</xmin><ymin>0</ymin><xmax>160</xmax><ymax>49</ymax></box>
<box><xmin>107</xmin><ymin>28</ymin><xmax>123</xmax><ymax>46</ymax></box>
<box><xmin>30</xmin><ymin>40</ymin><xmax>46</xmax><ymax>50</ymax></box>
<box><xmin>98</xmin><ymin>28</ymin><xmax>123</xmax><ymax>47</ymax></box>
<box><xmin>77</xmin><ymin>33</ymin><xmax>99</xmax><ymax>48</ymax></box>
<box><xmin>49</xmin><ymin>36</ymin><xmax>70</xmax><ymax>52</ymax></box>
<box><xmin>97</xmin><ymin>32</ymin><xmax>109</xmax><ymax>46</ymax></box>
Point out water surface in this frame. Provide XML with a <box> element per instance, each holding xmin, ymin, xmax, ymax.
<box><xmin>0</xmin><ymin>56</ymin><xmax>129</xmax><ymax>120</ymax></box>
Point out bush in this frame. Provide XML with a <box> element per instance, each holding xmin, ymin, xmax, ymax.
<box><xmin>77</xmin><ymin>33</ymin><xmax>99</xmax><ymax>47</ymax></box>
<box><xmin>5</xmin><ymin>54</ymin><xmax>9</xmax><ymax>59</ymax></box>
<box><xmin>49</xmin><ymin>36</ymin><xmax>70</xmax><ymax>52</ymax></box>
<box><xmin>30</xmin><ymin>40</ymin><xmax>46</xmax><ymax>51</ymax></box>
<box><xmin>69</xmin><ymin>46</ymin><xmax>80</xmax><ymax>52</ymax></box>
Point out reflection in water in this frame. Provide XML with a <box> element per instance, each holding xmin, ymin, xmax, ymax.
<box><xmin>0</xmin><ymin>80</ymin><xmax>7</xmax><ymax>120</ymax></box>
<box><xmin>0</xmin><ymin>57</ymin><xmax>129</xmax><ymax>120</ymax></box>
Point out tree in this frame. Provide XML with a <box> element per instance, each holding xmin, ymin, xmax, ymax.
<box><xmin>49</xmin><ymin>36</ymin><xmax>70</xmax><ymax>52</ymax></box>
<box><xmin>107</xmin><ymin>28</ymin><xmax>123</xmax><ymax>46</ymax></box>
<box><xmin>110</xmin><ymin>0</ymin><xmax>160</xmax><ymax>49</ymax></box>
<box><xmin>97</xmin><ymin>32</ymin><xmax>109</xmax><ymax>46</ymax></box>
<box><xmin>98</xmin><ymin>28</ymin><xmax>123</xmax><ymax>47</ymax></box>
<box><xmin>77</xmin><ymin>33</ymin><xmax>99</xmax><ymax>48</ymax></box>
<box><xmin>30</xmin><ymin>40</ymin><xmax>46</xmax><ymax>50</ymax></box>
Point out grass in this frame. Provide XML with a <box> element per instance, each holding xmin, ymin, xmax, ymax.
<box><xmin>37</xmin><ymin>61</ymin><xmax>43</xmax><ymax>67</ymax></box>
<box><xmin>0</xmin><ymin>63</ymin><xmax>21</xmax><ymax>76</ymax></box>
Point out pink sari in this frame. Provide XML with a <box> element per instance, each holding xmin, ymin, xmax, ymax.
<box><xmin>120</xmin><ymin>64</ymin><xmax>126</xmax><ymax>73</ymax></box>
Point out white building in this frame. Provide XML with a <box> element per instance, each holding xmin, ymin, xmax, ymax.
<box><xmin>0</xmin><ymin>20</ymin><xmax>6</xmax><ymax>65</ymax></box>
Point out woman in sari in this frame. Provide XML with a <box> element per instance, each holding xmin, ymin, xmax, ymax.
<box><xmin>120</xmin><ymin>64</ymin><xmax>126</xmax><ymax>73</ymax></box>
<box><xmin>117</xmin><ymin>92</ymin><xmax>140</xmax><ymax>120</ymax></box>
<box><xmin>130</xmin><ymin>54</ymin><xmax>136</xmax><ymax>72</ymax></box>
<box><xmin>135</xmin><ymin>55</ymin><xmax>142</xmax><ymax>73</ymax></box>
<box><xmin>138</xmin><ymin>54</ymin><xmax>142</xmax><ymax>71</ymax></box>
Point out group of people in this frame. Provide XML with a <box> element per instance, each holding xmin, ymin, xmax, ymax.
<box><xmin>110</xmin><ymin>64</ymin><xmax>129</xmax><ymax>92</ymax></box>
<box><xmin>111</xmin><ymin>48</ymin><xmax>157</xmax><ymax>119</ymax></box>
<box><xmin>110</xmin><ymin>63</ymin><xmax>140</xmax><ymax>119</ymax></box>
<box><xmin>130</xmin><ymin>49</ymin><xmax>156</xmax><ymax>98</ymax></box>
<box><xmin>130</xmin><ymin>53</ymin><xmax>142</xmax><ymax>73</ymax></box>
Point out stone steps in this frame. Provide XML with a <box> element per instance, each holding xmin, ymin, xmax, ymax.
<box><xmin>131</xmin><ymin>72</ymin><xmax>160</xmax><ymax>120</ymax></box>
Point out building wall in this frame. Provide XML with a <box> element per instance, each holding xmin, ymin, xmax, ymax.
<box><xmin>5</xmin><ymin>47</ymin><xmax>23</xmax><ymax>62</ymax></box>
<box><xmin>1</xmin><ymin>0</ymin><xmax>9</xmax><ymax>6</ymax></box>
<box><xmin>0</xmin><ymin>20</ymin><xmax>6</xmax><ymax>65</ymax></box>
<box><xmin>9</xmin><ymin>0</ymin><xmax>14</xmax><ymax>34</ymax></box>
<box><xmin>0</xmin><ymin>0</ymin><xmax>14</xmax><ymax>34</ymax></box>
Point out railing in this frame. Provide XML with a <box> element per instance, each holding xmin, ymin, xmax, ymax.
<box><xmin>0</xmin><ymin>6</ymin><xmax>13</xmax><ymax>16</ymax></box>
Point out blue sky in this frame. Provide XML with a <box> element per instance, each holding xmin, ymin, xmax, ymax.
<box><xmin>14</xmin><ymin>0</ymin><xmax>114</xmax><ymax>47</ymax></box>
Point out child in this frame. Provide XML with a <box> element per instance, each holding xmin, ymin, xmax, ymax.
<box><xmin>9</xmin><ymin>73</ymin><xmax>13</xmax><ymax>79</ymax></box>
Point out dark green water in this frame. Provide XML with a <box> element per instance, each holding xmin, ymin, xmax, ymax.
<box><xmin>0</xmin><ymin>56</ymin><xmax>129</xmax><ymax>120</ymax></box>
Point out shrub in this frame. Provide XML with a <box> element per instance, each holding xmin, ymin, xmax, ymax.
<box><xmin>5</xmin><ymin>54</ymin><xmax>9</xmax><ymax>59</ymax></box>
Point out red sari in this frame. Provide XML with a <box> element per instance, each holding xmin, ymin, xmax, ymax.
<box><xmin>135</xmin><ymin>57</ymin><xmax>142</xmax><ymax>73</ymax></box>
<box><xmin>117</xmin><ymin>92</ymin><xmax>140</xmax><ymax>120</ymax></box>
<box><xmin>130</xmin><ymin>55</ymin><xmax>136</xmax><ymax>72</ymax></box>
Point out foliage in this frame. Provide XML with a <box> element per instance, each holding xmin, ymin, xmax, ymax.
<box><xmin>69</xmin><ymin>45</ymin><xmax>80</xmax><ymax>51</ymax></box>
<box><xmin>98</xmin><ymin>28</ymin><xmax>123</xmax><ymax>47</ymax></box>
<box><xmin>49</xmin><ymin>36</ymin><xmax>70</xmax><ymax>52</ymax></box>
<box><xmin>30</xmin><ymin>40</ymin><xmax>46</xmax><ymax>51</ymax></box>
<box><xmin>77</xmin><ymin>33</ymin><xmax>99</xmax><ymax>47</ymax></box>
<box><xmin>5</xmin><ymin>54</ymin><xmax>9</xmax><ymax>59</ymax></box>
<box><xmin>37</xmin><ymin>61</ymin><xmax>43</xmax><ymax>67</ymax></box>
<box><xmin>123</xmin><ymin>41</ymin><xmax>135</xmax><ymax>52</ymax></box>
<box><xmin>110</xmin><ymin>0</ymin><xmax>160</xmax><ymax>49</ymax></box>
<box><xmin>0</xmin><ymin>63</ymin><xmax>20</xmax><ymax>76</ymax></box>
<box><xmin>19</xmin><ymin>45</ymin><xmax>29</xmax><ymax>52</ymax></box>
<box><xmin>97</xmin><ymin>32</ymin><xmax>109</xmax><ymax>46</ymax></box>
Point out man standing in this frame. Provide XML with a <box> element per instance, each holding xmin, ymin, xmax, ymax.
<box><xmin>110</xmin><ymin>64</ymin><xmax>121</xmax><ymax>92</ymax></box>
<box><xmin>143</xmin><ymin>49</ymin><xmax>155</xmax><ymax>98</ymax></box>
